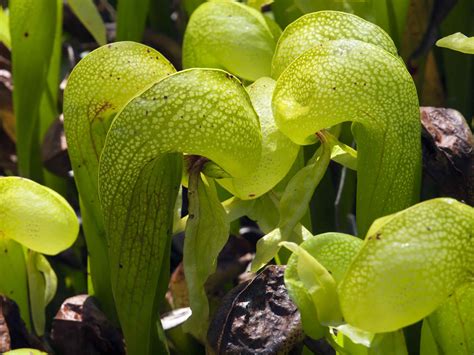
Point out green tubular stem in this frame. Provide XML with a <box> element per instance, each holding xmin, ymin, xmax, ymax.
<box><xmin>273</xmin><ymin>39</ymin><xmax>421</xmax><ymax>235</ymax></box>
<box><xmin>98</xmin><ymin>68</ymin><xmax>261</xmax><ymax>354</ymax></box>
<box><xmin>63</xmin><ymin>42</ymin><xmax>176</xmax><ymax>320</ymax></box>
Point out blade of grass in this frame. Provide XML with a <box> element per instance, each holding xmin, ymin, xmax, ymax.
<box><xmin>116</xmin><ymin>0</ymin><xmax>149</xmax><ymax>41</ymax></box>
<box><xmin>66</xmin><ymin>0</ymin><xmax>106</xmax><ymax>46</ymax></box>
<box><xmin>39</xmin><ymin>0</ymin><xmax>68</xmax><ymax>195</ymax></box>
<box><xmin>10</xmin><ymin>0</ymin><xmax>57</xmax><ymax>179</ymax></box>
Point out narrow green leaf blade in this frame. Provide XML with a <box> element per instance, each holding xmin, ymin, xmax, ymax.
<box><xmin>66</xmin><ymin>0</ymin><xmax>106</xmax><ymax>45</ymax></box>
<box><xmin>39</xmin><ymin>0</ymin><xmax>65</xmax><ymax>194</ymax></box>
<box><xmin>116</xmin><ymin>0</ymin><xmax>150</xmax><ymax>41</ymax></box>
<box><xmin>183</xmin><ymin>175</ymin><xmax>230</xmax><ymax>341</ymax></box>
<box><xmin>420</xmin><ymin>320</ymin><xmax>441</xmax><ymax>355</ymax></box>
<box><xmin>0</xmin><ymin>7</ymin><xmax>10</xmax><ymax>49</ymax></box>
<box><xmin>279</xmin><ymin>143</ymin><xmax>331</xmax><ymax>239</ymax></box>
<box><xmin>10</xmin><ymin>0</ymin><xmax>57</xmax><ymax>178</ymax></box>
<box><xmin>27</xmin><ymin>251</ymin><xmax>57</xmax><ymax>336</ymax></box>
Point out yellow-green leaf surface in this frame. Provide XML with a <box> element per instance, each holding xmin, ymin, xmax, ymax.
<box><xmin>4</xmin><ymin>350</ymin><xmax>48</xmax><ymax>355</ymax></box>
<box><xmin>27</xmin><ymin>251</ymin><xmax>57</xmax><ymax>336</ymax></box>
<box><xmin>66</xmin><ymin>0</ymin><xmax>106</xmax><ymax>45</ymax></box>
<box><xmin>0</xmin><ymin>7</ymin><xmax>10</xmax><ymax>49</ymax></box>
<box><xmin>284</xmin><ymin>233</ymin><xmax>362</xmax><ymax>338</ymax></box>
<box><xmin>436</xmin><ymin>32</ymin><xmax>474</xmax><ymax>54</ymax></box>
<box><xmin>423</xmin><ymin>282</ymin><xmax>474</xmax><ymax>354</ymax></box>
<box><xmin>0</xmin><ymin>177</ymin><xmax>78</xmax><ymax>255</ymax></box>
<box><xmin>326</xmin><ymin>131</ymin><xmax>357</xmax><ymax>170</ymax></box>
<box><xmin>63</xmin><ymin>41</ymin><xmax>176</xmax><ymax>318</ymax></box>
<box><xmin>182</xmin><ymin>1</ymin><xmax>280</xmax><ymax>81</ymax></box>
<box><xmin>183</xmin><ymin>174</ymin><xmax>229</xmax><ymax>341</ymax></box>
<box><xmin>247</xmin><ymin>0</ymin><xmax>273</xmax><ymax>10</ymax></box>
<box><xmin>279</xmin><ymin>142</ymin><xmax>330</xmax><ymax>240</ymax></box>
<box><xmin>281</xmin><ymin>241</ymin><xmax>342</xmax><ymax>325</ymax></box>
<box><xmin>339</xmin><ymin>199</ymin><xmax>474</xmax><ymax>333</ymax></box>
<box><xmin>0</xmin><ymin>238</ymin><xmax>29</xmax><ymax>328</ymax></box>
<box><xmin>251</xmin><ymin>223</ymin><xmax>312</xmax><ymax>272</ymax></box>
<box><xmin>217</xmin><ymin>77</ymin><xmax>299</xmax><ymax>199</ymax></box>
<box><xmin>98</xmin><ymin>69</ymin><xmax>261</xmax><ymax>354</ymax></box>
<box><xmin>10</xmin><ymin>0</ymin><xmax>57</xmax><ymax>178</ymax></box>
<box><xmin>420</xmin><ymin>321</ymin><xmax>440</xmax><ymax>355</ymax></box>
<box><xmin>273</xmin><ymin>38</ymin><xmax>421</xmax><ymax>235</ymax></box>
<box><xmin>271</xmin><ymin>11</ymin><xmax>397</xmax><ymax>78</ymax></box>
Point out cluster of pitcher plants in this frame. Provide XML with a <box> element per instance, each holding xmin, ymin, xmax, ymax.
<box><xmin>1</xmin><ymin>0</ymin><xmax>473</xmax><ymax>354</ymax></box>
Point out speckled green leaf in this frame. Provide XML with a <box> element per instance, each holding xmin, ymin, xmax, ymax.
<box><xmin>217</xmin><ymin>77</ymin><xmax>299</xmax><ymax>199</ymax></box>
<box><xmin>98</xmin><ymin>68</ymin><xmax>261</xmax><ymax>354</ymax></box>
<box><xmin>339</xmin><ymin>198</ymin><xmax>474</xmax><ymax>333</ymax></box>
<box><xmin>10</xmin><ymin>0</ymin><xmax>57</xmax><ymax>178</ymax></box>
<box><xmin>63</xmin><ymin>42</ymin><xmax>176</xmax><ymax>319</ymax></box>
<box><xmin>436</xmin><ymin>32</ymin><xmax>474</xmax><ymax>54</ymax></box>
<box><xmin>66</xmin><ymin>0</ymin><xmax>106</xmax><ymax>45</ymax></box>
<box><xmin>271</xmin><ymin>11</ymin><xmax>397</xmax><ymax>78</ymax></box>
<box><xmin>0</xmin><ymin>177</ymin><xmax>78</xmax><ymax>255</ymax></box>
<box><xmin>273</xmin><ymin>39</ymin><xmax>421</xmax><ymax>235</ymax></box>
<box><xmin>183</xmin><ymin>174</ymin><xmax>229</xmax><ymax>341</ymax></box>
<box><xmin>182</xmin><ymin>1</ymin><xmax>280</xmax><ymax>81</ymax></box>
<box><xmin>423</xmin><ymin>282</ymin><xmax>474</xmax><ymax>354</ymax></box>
